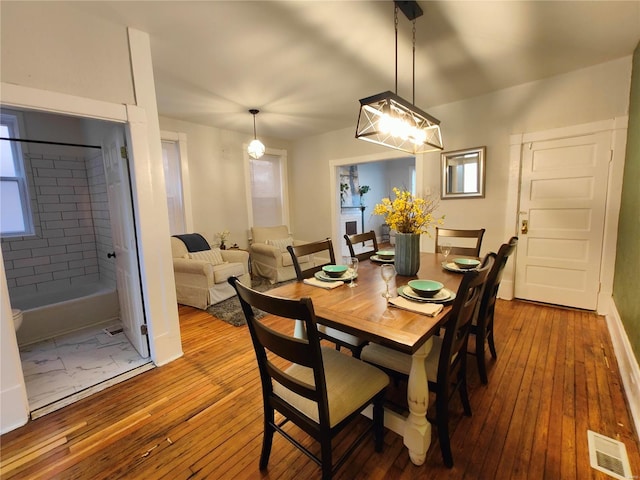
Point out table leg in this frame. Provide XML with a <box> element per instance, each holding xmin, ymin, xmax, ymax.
<box><xmin>404</xmin><ymin>337</ymin><xmax>433</xmax><ymax>465</ymax></box>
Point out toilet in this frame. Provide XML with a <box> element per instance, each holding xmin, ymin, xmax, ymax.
<box><xmin>12</xmin><ymin>309</ymin><xmax>23</xmax><ymax>332</ymax></box>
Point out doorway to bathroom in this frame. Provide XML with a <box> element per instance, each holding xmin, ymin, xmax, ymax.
<box><xmin>0</xmin><ymin>107</ymin><xmax>152</xmax><ymax>418</ymax></box>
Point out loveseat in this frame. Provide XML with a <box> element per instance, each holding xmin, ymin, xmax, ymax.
<box><xmin>249</xmin><ymin>225</ymin><xmax>313</xmax><ymax>284</ymax></box>
<box><xmin>171</xmin><ymin>234</ymin><xmax>251</xmax><ymax>309</ymax></box>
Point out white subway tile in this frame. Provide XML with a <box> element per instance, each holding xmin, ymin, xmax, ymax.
<box><xmin>13</xmin><ymin>257</ymin><xmax>50</xmax><ymax>269</ymax></box>
<box><xmin>16</xmin><ymin>273</ymin><xmax>53</xmax><ymax>286</ymax></box>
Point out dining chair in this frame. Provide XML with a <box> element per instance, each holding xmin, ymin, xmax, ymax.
<box><xmin>344</xmin><ymin>230</ymin><xmax>379</xmax><ymax>261</ymax></box>
<box><xmin>435</xmin><ymin>227</ymin><xmax>486</xmax><ymax>257</ymax></box>
<box><xmin>469</xmin><ymin>236</ymin><xmax>518</xmax><ymax>384</ymax></box>
<box><xmin>359</xmin><ymin>256</ymin><xmax>493</xmax><ymax>468</ymax></box>
<box><xmin>287</xmin><ymin>238</ymin><xmax>336</xmax><ymax>280</ymax></box>
<box><xmin>228</xmin><ymin>276</ymin><xmax>389</xmax><ymax>480</ymax></box>
<box><xmin>287</xmin><ymin>238</ymin><xmax>368</xmax><ymax>358</ymax></box>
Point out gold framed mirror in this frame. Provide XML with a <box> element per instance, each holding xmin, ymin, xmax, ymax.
<box><xmin>441</xmin><ymin>146</ymin><xmax>486</xmax><ymax>199</ymax></box>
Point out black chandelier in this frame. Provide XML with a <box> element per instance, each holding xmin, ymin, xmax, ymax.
<box><xmin>355</xmin><ymin>1</ymin><xmax>443</xmax><ymax>154</ymax></box>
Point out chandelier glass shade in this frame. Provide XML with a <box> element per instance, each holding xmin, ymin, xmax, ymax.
<box><xmin>356</xmin><ymin>91</ymin><xmax>443</xmax><ymax>153</ymax></box>
<box><xmin>248</xmin><ymin>138</ymin><xmax>265</xmax><ymax>160</ymax></box>
<box><xmin>356</xmin><ymin>1</ymin><xmax>443</xmax><ymax>154</ymax></box>
<box><xmin>247</xmin><ymin>109</ymin><xmax>265</xmax><ymax>159</ymax></box>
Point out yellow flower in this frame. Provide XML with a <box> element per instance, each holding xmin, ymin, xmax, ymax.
<box><xmin>373</xmin><ymin>188</ymin><xmax>444</xmax><ymax>235</ymax></box>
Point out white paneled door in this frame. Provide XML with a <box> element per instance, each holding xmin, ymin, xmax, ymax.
<box><xmin>515</xmin><ymin>130</ymin><xmax>611</xmax><ymax>310</ymax></box>
<box><xmin>102</xmin><ymin>126</ymin><xmax>150</xmax><ymax>358</ymax></box>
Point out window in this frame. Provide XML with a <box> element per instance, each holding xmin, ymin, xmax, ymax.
<box><xmin>161</xmin><ymin>139</ymin><xmax>186</xmax><ymax>235</ymax></box>
<box><xmin>247</xmin><ymin>151</ymin><xmax>288</xmax><ymax>228</ymax></box>
<box><xmin>0</xmin><ymin>112</ymin><xmax>34</xmax><ymax>236</ymax></box>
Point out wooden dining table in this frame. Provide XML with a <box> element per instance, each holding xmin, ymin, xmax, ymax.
<box><xmin>267</xmin><ymin>251</ymin><xmax>467</xmax><ymax>466</ymax></box>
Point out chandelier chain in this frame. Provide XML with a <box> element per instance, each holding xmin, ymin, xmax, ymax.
<box><xmin>412</xmin><ymin>19</ymin><xmax>416</xmax><ymax>104</ymax></box>
<box><xmin>394</xmin><ymin>5</ymin><xmax>399</xmax><ymax>95</ymax></box>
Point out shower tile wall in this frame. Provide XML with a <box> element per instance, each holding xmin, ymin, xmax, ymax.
<box><xmin>1</xmin><ymin>149</ymin><xmax>115</xmax><ymax>299</ymax></box>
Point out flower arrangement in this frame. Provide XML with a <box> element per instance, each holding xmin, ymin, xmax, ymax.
<box><xmin>373</xmin><ymin>187</ymin><xmax>444</xmax><ymax>235</ymax></box>
<box><xmin>215</xmin><ymin>229</ymin><xmax>231</xmax><ymax>249</ymax></box>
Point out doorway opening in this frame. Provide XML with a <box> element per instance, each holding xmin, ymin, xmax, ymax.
<box><xmin>333</xmin><ymin>156</ymin><xmax>415</xmax><ymax>257</ymax></box>
<box><xmin>0</xmin><ymin>107</ymin><xmax>152</xmax><ymax>417</ymax></box>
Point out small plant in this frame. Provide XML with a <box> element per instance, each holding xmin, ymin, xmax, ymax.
<box><xmin>357</xmin><ymin>185</ymin><xmax>370</xmax><ymax>205</ymax></box>
<box><xmin>340</xmin><ymin>183</ymin><xmax>350</xmax><ymax>205</ymax></box>
<box><xmin>215</xmin><ymin>229</ymin><xmax>230</xmax><ymax>249</ymax></box>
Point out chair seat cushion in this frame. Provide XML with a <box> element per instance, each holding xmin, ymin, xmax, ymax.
<box><xmin>212</xmin><ymin>262</ymin><xmax>247</xmax><ymax>284</ymax></box>
<box><xmin>360</xmin><ymin>337</ymin><xmax>446</xmax><ymax>382</ymax></box>
<box><xmin>274</xmin><ymin>347</ymin><xmax>388</xmax><ymax>427</ymax></box>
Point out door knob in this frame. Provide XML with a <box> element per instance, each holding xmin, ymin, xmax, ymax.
<box><xmin>107</xmin><ymin>252</ymin><xmax>116</xmax><ymax>258</ymax></box>
<box><xmin>521</xmin><ymin>220</ymin><xmax>528</xmax><ymax>235</ymax></box>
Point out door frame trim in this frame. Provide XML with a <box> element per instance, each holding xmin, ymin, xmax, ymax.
<box><xmin>505</xmin><ymin>117</ymin><xmax>628</xmax><ymax>313</ymax></box>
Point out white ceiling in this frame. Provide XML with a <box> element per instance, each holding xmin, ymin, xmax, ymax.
<box><xmin>70</xmin><ymin>1</ymin><xmax>639</xmax><ymax>141</ymax></box>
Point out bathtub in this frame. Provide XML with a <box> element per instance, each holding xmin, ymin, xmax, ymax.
<box><xmin>12</xmin><ymin>283</ymin><xmax>120</xmax><ymax>347</ymax></box>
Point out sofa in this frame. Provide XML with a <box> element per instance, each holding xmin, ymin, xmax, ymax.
<box><xmin>249</xmin><ymin>225</ymin><xmax>313</xmax><ymax>284</ymax></box>
<box><xmin>171</xmin><ymin>234</ymin><xmax>251</xmax><ymax>309</ymax></box>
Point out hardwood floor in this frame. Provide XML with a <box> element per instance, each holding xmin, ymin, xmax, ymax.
<box><xmin>2</xmin><ymin>299</ymin><xmax>639</xmax><ymax>479</ymax></box>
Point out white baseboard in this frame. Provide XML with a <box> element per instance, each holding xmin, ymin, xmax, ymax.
<box><xmin>497</xmin><ymin>279</ymin><xmax>515</xmax><ymax>300</ymax></box>
<box><xmin>0</xmin><ymin>384</ymin><xmax>29</xmax><ymax>435</ymax></box>
<box><xmin>605</xmin><ymin>298</ymin><xmax>640</xmax><ymax>441</ymax></box>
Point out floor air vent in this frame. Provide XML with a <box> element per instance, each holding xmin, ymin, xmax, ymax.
<box><xmin>104</xmin><ymin>325</ymin><xmax>124</xmax><ymax>336</ymax></box>
<box><xmin>587</xmin><ymin>430</ymin><xmax>633</xmax><ymax>479</ymax></box>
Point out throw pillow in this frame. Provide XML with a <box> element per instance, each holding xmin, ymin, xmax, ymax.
<box><xmin>266</xmin><ymin>237</ymin><xmax>293</xmax><ymax>252</ymax></box>
<box><xmin>189</xmin><ymin>248</ymin><xmax>225</xmax><ymax>265</ymax></box>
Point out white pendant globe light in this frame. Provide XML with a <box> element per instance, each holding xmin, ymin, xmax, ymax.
<box><xmin>247</xmin><ymin>109</ymin><xmax>265</xmax><ymax>159</ymax></box>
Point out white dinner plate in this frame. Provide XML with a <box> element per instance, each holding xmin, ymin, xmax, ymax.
<box><xmin>314</xmin><ymin>270</ymin><xmax>358</xmax><ymax>282</ymax></box>
<box><xmin>370</xmin><ymin>255</ymin><xmax>395</xmax><ymax>263</ymax></box>
<box><xmin>442</xmin><ymin>261</ymin><xmax>478</xmax><ymax>273</ymax></box>
<box><xmin>398</xmin><ymin>285</ymin><xmax>456</xmax><ymax>304</ymax></box>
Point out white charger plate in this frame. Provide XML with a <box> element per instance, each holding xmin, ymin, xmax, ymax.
<box><xmin>370</xmin><ymin>255</ymin><xmax>395</xmax><ymax>263</ymax></box>
<box><xmin>442</xmin><ymin>261</ymin><xmax>479</xmax><ymax>273</ymax></box>
<box><xmin>314</xmin><ymin>270</ymin><xmax>358</xmax><ymax>282</ymax></box>
<box><xmin>398</xmin><ymin>285</ymin><xmax>456</xmax><ymax>303</ymax></box>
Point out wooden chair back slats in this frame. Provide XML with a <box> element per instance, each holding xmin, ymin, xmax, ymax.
<box><xmin>287</xmin><ymin>238</ymin><xmax>336</xmax><ymax>280</ymax></box>
<box><xmin>435</xmin><ymin>227</ymin><xmax>486</xmax><ymax>257</ymax></box>
<box><xmin>344</xmin><ymin>231</ymin><xmax>379</xmax><ymax>261</ymax></box>
<box><xmin>437</xmin><ymin>257</ymin><xmax>493</xmax><ymax>387</ymax></box>
<box><xmin>471</xmin><ymin>236</ymin><xmax>518</xmax><ymax>383</ymax></box>
<box><xmin>478</xmin><ymin>236</ymin><xmax>518</xmax><ymax>323</ymax></box>
<box><xmin>428</xmin><ymin>254</ymin><xmax>492</xmax><ymax>468</ymax></box>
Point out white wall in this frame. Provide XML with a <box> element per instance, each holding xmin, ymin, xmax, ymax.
<box><xmin>290</xmin><ymin>56</ymin><xmax>633</xmax><ymax>255</ymax></box>
<box><xmin>0</xmin><ymin>2</ymin><xmax>135</xmax><ymax>106</ymax></box>
<box><xmin>158</xmin><ymin>116</ymin><xmax>292</xmax><ymax>248</ymax></box>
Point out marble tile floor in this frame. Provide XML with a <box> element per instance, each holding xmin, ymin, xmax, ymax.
<box><xmin>19</xmin><ymin>322</ymin><xmax>153</xmax><ymax>417</ymax></box>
